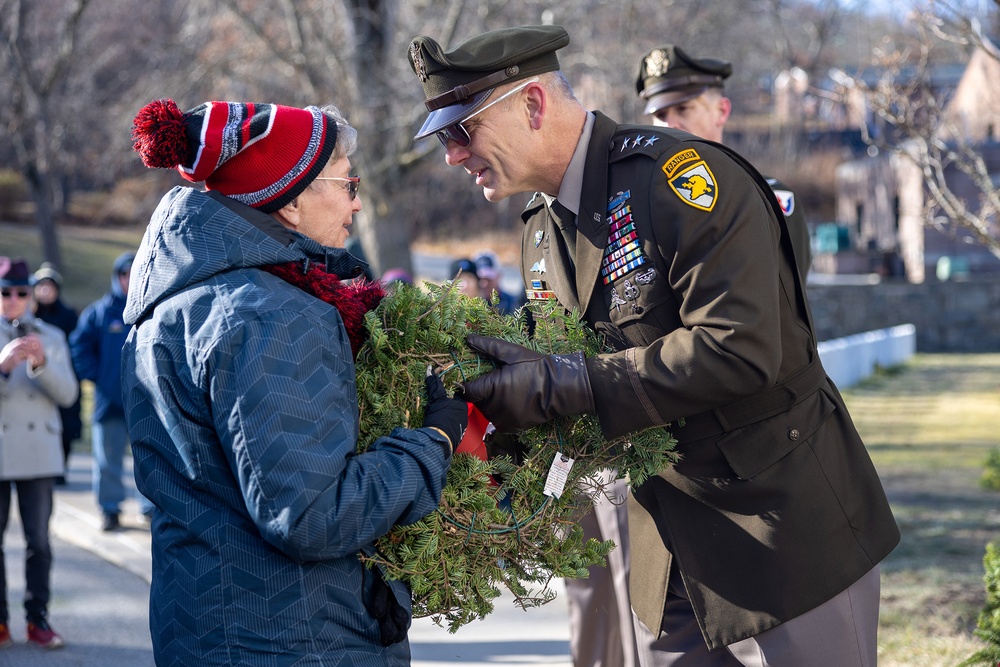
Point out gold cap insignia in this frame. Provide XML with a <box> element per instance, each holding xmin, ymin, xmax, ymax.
<box><xmin>410</xmin><ymin>43</ymin><xmax>428</xmax><ymax>82</ymax></box>
<box><xmin>644</xmin><ymin>49</ymin><xmax>669</xmax><ymax>78</ymax></box>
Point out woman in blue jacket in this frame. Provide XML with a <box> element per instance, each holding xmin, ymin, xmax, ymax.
<box><xmin>124</xmin><ymin>99</ymin><xmax>467</xmax><ymax>666</ymax></box>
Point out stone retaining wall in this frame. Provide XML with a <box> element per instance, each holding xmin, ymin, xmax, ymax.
<box><xmin>806</xmin><ymin>276</ymin><xmax>1000</xmax><ymax>352</ymax></box>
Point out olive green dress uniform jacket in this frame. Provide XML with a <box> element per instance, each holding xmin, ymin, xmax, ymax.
<box><xmin>518</xmin><ymin>112</ymin><xmax>899</xmax><ymax>650</ymax></box>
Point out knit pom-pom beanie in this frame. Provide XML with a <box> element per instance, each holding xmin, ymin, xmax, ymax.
<box><xmin>131</xmin><ymin>99</ymin><xmax>189</xmax><ymax>168</ymax></box>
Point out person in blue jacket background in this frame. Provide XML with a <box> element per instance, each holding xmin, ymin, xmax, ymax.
<box><xmin>70</xmin><ymin>251</ymin><xmax>154</xmax><ymax>531</ymax></box>
<box><xmin>123</xmin><ymin>98</ymin><xmax>467</xmax><ymax>666</ymax></box>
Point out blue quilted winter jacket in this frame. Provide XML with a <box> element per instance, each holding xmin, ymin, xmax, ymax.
<box><xmin>122</xmin><ymin>187</ymin><xmax>451</xmax><ymax>666</ymax></box>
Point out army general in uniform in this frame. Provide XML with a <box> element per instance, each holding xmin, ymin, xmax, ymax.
<box><xmin>408</xmin><ymin>25</ymin><xmax>898</xmax><ymax>666</ymax></box>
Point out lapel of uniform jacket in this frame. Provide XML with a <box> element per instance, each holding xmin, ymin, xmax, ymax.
<box><xmin>575</xmin><ymin>112</ymin><xmax>617</xmax><ymax>315</ymax></box>
<box><xmin>522</xmin><ymin>193</ymin><xmax>581</xmax><ymax>312</ymax></box>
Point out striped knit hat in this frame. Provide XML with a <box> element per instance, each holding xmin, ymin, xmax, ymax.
<box><xmin>131</xmin><ymin>100</ymin><xmax>337</xmax><ymax>213</ymax></box>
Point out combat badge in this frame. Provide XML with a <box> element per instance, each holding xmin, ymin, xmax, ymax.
<box><xmin>662</xmin><ymin>149</ymin><xmax>718</xmax><ymax>212</ymax></box>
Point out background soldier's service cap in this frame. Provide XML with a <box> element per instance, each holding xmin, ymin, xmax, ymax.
<box><xmin>408</xmin><ymin>25</ymin><xmax>570</xmax><ymax>139</ymax></box>
<box><xmin>635</xmin><ymin>44</ymin><xmax>733</xmax><ymax>115</ymax></box>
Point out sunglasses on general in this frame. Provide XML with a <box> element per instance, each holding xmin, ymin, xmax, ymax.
<box><xmin>312</xmin><ymin>175</ymin><xmax>361</xmax><ymax>200</ymax></box>
<box><xmin>435</xmin><ymin>77</ymin><xmax>541</xmax><ymax>148</ymax></box>
<box><xmin>1</xmin><ymin>288</ymin><xmax>31</xmax><ymax>299</ymax></box>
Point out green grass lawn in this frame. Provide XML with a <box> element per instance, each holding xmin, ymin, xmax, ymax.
<box><xmin>843</xmin><ymin>354</ymin><xmax>1000</xmax><ymax>667</ymax></box>
<box><xmin>0</xmin><ymin>221</ymin><xmax>146</xmax><ymax>312</ymax></box>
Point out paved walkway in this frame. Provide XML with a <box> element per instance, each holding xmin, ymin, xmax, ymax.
<box><xmin>49</xmin><ymin>451</ymin><xmax>573</xmax><ymax>666</ymax></box>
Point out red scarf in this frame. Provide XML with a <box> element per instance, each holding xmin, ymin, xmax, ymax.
<box><xmin>261</xmin><ymin>261</ymin><xmax>385</xmax><ymax>357</ymax></box>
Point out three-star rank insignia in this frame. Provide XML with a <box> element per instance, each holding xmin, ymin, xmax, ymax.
<box><xmin>662</xmin><ymin>149</ymin><xmax>718</xmax><ymax>212</ymax></box>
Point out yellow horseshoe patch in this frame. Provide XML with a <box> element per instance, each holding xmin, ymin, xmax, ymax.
<box><xmin>662</xmin><ymin>149</ymin><xmax>718</xmax><ymax>212</ymax></box>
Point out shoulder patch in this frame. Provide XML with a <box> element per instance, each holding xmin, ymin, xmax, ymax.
<box><xmin>772</xmin><ymin>189</ymin><xmax>794</xmax><ymax>216</ymax></box>
<box><xmin>662</xmin><ymin>149</ymin><xmax>718</xmax><ymax>212</ymax></box>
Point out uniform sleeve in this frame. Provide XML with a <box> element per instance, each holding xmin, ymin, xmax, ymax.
<box><xmin>207</xmin><ymin>307</ymin><xmax>451</xmax><ymax>563</ymax></box>
<box><xmin>588</xmin><ymin>142</ymin><xmax>784</xmax><ymax>437</ymax></box>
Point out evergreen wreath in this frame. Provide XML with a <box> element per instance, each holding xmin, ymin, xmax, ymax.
<box><xmin>354</xmin><ymin>282</ymin><xmax>678</xmax><ymax>631</ymax></box>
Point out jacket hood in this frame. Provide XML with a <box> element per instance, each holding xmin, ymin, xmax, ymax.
<box><xmin>110</xmin><ymin>251</ymin><xmax>136</xmax><ymax>299</ymax></box>
<box><xmin>125</xmin><ymin>187</ymin><xmax>366</xmax><ymax>325</ymax></box>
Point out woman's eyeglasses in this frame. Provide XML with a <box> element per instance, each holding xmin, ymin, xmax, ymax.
<box><xmin>1</xmin><ymin>288</ymin><xmax>31</xmax><ymax>299</ymax></box>
<box><xmin>313</xmin><ymin>176</ymin><xmax>361</xmax><ymax>200</ymax></box>
<box><xmin>435</xmin><ymin>77</ymin><xmax>540</xmax><ymax>148</ymax></box>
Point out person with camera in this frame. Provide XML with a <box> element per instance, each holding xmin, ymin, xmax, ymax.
<box><xmin>0</xmin><ymin>257</ymin><xmax>79</xmax><ymax>650</ymax></box>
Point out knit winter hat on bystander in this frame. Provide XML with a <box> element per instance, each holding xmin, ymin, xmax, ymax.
<box><xmin>131</xmin><ymin>100</ymin><xmax>338</xmax><ymax>213</ymax></box>
<box><xmin>0</xmin><ymin>257</ymin><xmax>31</xmax><ymax>287</ymax></box>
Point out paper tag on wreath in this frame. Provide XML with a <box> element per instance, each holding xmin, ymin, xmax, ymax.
<box><xmin>543</xmin><ymin>452</ymin><xmax>575</xmax><ymax>499</ymax></box>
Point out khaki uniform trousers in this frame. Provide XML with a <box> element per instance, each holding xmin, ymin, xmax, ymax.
<box><xmin>635</xmin><ymin>564</ymin><xmax>881</xmax><ymax>667</ymax></box>
<box><xmin>565</xmin><ymin>475</ymin><xmax>638</xmax><ymax>667</ymax></box>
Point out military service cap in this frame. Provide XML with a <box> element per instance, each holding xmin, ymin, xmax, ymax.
<box><xmin>635</xmin><ymin>44</ymin><xmax>733</xmax><ymax>115</ymax></box>
<box><xmin>408</xmin><ymin>25</ymin><xmax>570</xmax><ymax>139</ymax></box>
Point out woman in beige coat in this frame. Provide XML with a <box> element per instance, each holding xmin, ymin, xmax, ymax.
<box><xmin>0</xmin><ymin>257</ymin><xmax>78</xmax><ymax>650</ymax></box>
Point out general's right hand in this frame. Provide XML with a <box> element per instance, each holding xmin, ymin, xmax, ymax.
<box><xmin>460</xmin><ymin>334</ymin><xmax>596</xmax><ymax>434</ymax></box>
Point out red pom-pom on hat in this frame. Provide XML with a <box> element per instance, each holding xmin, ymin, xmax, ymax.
<box><xmin>131</xmin><ymin>99</ymin><xmax>190</xmax><ymax>168</ymax></box>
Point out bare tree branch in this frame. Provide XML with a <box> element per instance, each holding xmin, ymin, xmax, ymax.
<box><xmin>842</xmin><ymin>3</ymin><xmax>1000</xmax><ymax>262</ymax></box>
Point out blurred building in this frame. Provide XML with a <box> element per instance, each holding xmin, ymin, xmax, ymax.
<box><xmin>827</xmin><ymin>40</ymin><xmax>1000</xmax><ymax>282</ymax></box>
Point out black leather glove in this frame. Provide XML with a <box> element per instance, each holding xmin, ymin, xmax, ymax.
<box><xmin>366</xmin><ymin>566</ymin><xmax>410</xmax><ymax>646</ymax></box>
<box><xmin>421</xmin><ymin>367</ymin><xmax>468</xmax><ymax>453</ymax></box>
<box><xmin>460</xmin><ymin>334</ymin><xmax>596</xmax><ymax>433</ymax></box>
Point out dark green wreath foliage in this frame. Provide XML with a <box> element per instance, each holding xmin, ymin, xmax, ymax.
<box><xmin>354</xmin><ymin>282</ymin><xmax>678</xmax><ymax>631</ymax></box>
<box><xmin>961</xmin><ymin>541</ymin><xmax>1000</xmax><ymax>666</ymax></box>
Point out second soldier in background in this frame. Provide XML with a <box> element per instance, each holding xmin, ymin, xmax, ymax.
<box><xmin>636</xmin><ymin>44</ymin><xmax>812</xmax><ymax>280</ymax></box>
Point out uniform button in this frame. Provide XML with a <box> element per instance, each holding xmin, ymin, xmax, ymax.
<box><xmin>28</xmin><ymin>422</ymin><xmax>36</xmax><ymax>431</ymax></box>
<box><xmin>788</xmin><ymin>428</ymin><xmax>800</xmax><ymax>441</ymax></box>
<box><xmin>633</xmin><ymin>306</ymin><xmax>644</xmax><ymax>314</ymax></box>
